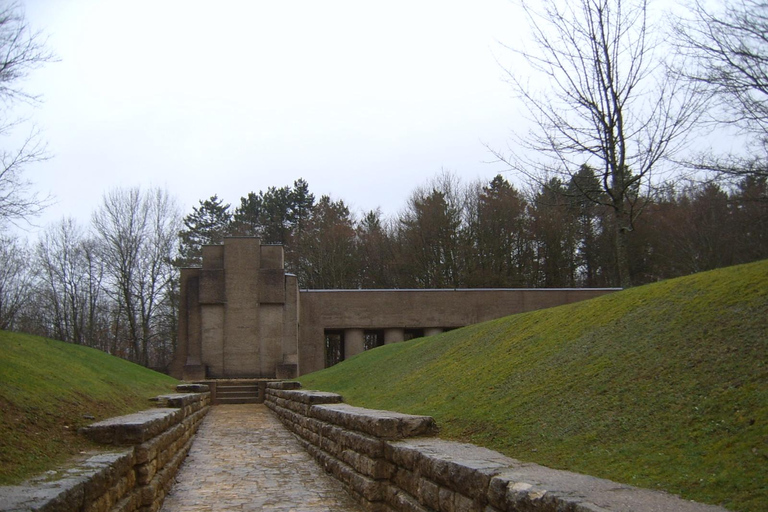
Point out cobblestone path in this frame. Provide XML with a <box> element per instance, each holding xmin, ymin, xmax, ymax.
<box><xmin>160</xmin><ymin>404</ymin><xmax>362</xmax><ymax>512</ymax></box>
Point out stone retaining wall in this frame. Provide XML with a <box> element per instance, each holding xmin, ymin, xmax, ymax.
<box><xmin>0</xmin><ymin>386</ymin><xmax>210</xmax><ymax>512</ymax></box>
<box><xmin>265</xmin><ymin>382</ymin><xmax>729</xmax><ymax>512</ymax></box>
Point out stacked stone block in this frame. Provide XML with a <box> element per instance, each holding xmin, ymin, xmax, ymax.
<box><xmin>266</xmin><ymin>382</ymin><xmax>434</xmax><ymax>511</ymax></box>
<box><xmin>265</xmin><ymin>382</ymin><xmax>729</xmax><ymax>512</ymax></box>
<box><xmin>0</xmin><ymin>389</ymin><xmax>210</xmax><ymax>512</ymax></box>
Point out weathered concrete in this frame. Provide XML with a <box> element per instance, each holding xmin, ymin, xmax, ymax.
<box><xmin>297</xmin><ymin>287</ymin><xmax>616</xmax><ymax>375</ymax></box>
<box><xmin>170</xmin><ymin>237</ymin><xmax>619</xmax><ymax>380</ymax></box>
<box><xmin>345</xmin><ymin>328</ymin><xmax>366</xmax><ymax>359</ymax></box>
<box><xmin>159</xmin><ymin>404</ymin><xmax>362</xmax><ymax>512</ymax></box>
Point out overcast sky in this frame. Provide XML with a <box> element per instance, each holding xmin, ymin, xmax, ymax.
<box><xmin>11</xmin><ymin>0</ymin><xmax>531</xmax><ymax>235</ymax></box>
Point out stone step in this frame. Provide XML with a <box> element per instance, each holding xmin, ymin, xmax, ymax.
<box><xmin>217</xmin><ymin>385</ymin><xmax>258</xmax><ymax>392</ymax></box>
<box><xmin>216</xmin><ymin>396</ymin><xmax>261</xmax><ymax>404</ymax></box>
<box><xmin>218</xmin><ymin>392</ymin><xmax>258</xmax><ymax>399</ymax></box>
<box><xmin>214</xmin><ymin>383</ymin><xmax>261</xmax><ymax>404</ymax></box>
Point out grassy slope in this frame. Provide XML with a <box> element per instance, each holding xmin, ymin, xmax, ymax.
<box><xmin>300</xmin><ymin>260</ymin><xmax>768</xmax><ymax>512</ymax></box>
<box><xmin>0</xmin><ymin>333</ymin><xmax>178</xmax><ymax>484</ymax></box>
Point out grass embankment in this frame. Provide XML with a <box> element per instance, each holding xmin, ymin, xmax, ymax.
<box><xmin>300</xmin><ymin>260</ymin><xmax>768</xmax><ymax>512</ymax></box>
<box><xmin>0</xmin><ymin>333</ymin><xmax>178</xmax><ymax>484</ymax></box>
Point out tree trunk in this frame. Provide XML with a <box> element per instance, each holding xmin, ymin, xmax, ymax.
<box><xmin>614</xmin><ymin>209</ymin><xmax>633</xmax><ymax>288</ymax></box>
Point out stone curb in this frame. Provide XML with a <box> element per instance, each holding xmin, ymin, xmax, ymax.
<box><xmin>0</xmin><ymin>389</ymin><xmax>210</xmax><ymax>512</ymax></box>
<box><xmin>79</xmin><ymin>408</ymin><xmax>182</xmax><ymax>445</ymax></box>
<box><xmin>266</xmin><ymin>384</ymin><xmax>731</xmax><ymax>512</ymax></box>
<box><xmin>266</xmin><ymin>381</ymin><xmax>302</xmax><ymax>391</ymax></box>
<box><xmin>267</xmin><ymin>388</ymin><xmax>344</xmax><ymax>405</ymax></box>
<box><xmin>151</xmin><ymin>392</ymin><xmax>210</xmax><ymax>408</ymax></box>
<box><xmin>311</xmin><ymin>403</ymin><xmax>439</xmax><ymax>441</ymax></box>
<box><xmin>174</xmin><ymin>383</ymin><xmax>210</xmax><ymax>393</ymax></box>
<box><xmin>0</xmin><ymin>451</ymin><xmax>134</xmax><ymax>512</ymax></box>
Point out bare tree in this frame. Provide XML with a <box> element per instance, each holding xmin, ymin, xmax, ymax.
<box><xmin>92</xmin><ymin>187</ymin><xmax>181</xmax><ymax>366</ymax></box>
<box><xmin>0</xmin><ymin>233</ymin><xmax>32</xmax><ymax>329</ymax></box>
<box><xmin>674</xmin><ymin>0</ymin><xmax>768</xmax><ymax>178</ymax></box>
<box><xmin>496</xmin><ymin>0</ymin><xmax>704</xmax><ymax>287</ymax></box>
<box><xmin>34</xmin><ymin>218</ymin><xmax>105</xmax><ymax>345</ymax></box>
<box><xmin>0</xmin><ymin>2</ymin><xmax>54</xmax><ymax>227</ymax></box>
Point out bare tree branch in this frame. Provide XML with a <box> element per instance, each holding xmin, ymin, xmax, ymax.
<box><xmin>0</xmin><ymin>232</ymin><xmax>32</xmax><ymax>329</ymax></box>
<box><xmin>673</xmin><ymin>0</ymin><xmax>768</xmax><ymax>178</ymax></box>
<box><xmin>0</xmin><ymin>1</ymin><xmax>55</xmax><ymax>228</ymax></box>
<box><xmin>92</xmin><ymin>187</ymin><xmax>181</xmax><ymax>365</ymax></box>
<box><xmin>495</xmin><ymin>0</ymin><xmax>705</xmax><ymax>286</ymax></box>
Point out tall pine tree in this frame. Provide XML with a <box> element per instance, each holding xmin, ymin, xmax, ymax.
<box><xmin>176</xmin><ymin>195</ymin><xmax>232</xmax><ymax>266</ymax></box>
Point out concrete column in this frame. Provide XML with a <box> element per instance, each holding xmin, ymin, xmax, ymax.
<box><xmin>201</xmin><ymin>304</ymin><xmax>225</xmax><ymax>377</ymax></box>
<box><xmin>424</xmin><ymin>327</ymin><xmax>444</xmax><ymax>337</ymax></box>
<box><xmin>181</xmin><ymin>270</ymin><xmax>206</xmax><ymax>381</ymax></box>
<box><xmin>180</xmin><ymin>272</ymin><xmax>200</xmax><ymax>365</ymax></box>
<box><xmin>279</xmin><ymin>273</ymin><xmax>300</xmax><ymax>378</ymax></box>
<box><xmin>223</xmin><ymin>238</ymin><xmax>261</xmax><ymax>377</ymax></box>
<box><xmin>259</xmin><ymin>304</ymin><xmax>283</xmax><ymax>377</ymax></box>
<box><xmin>344</xmin><ymin>329</ymin><xmax>365</xmax><ymax>358</ymax></box>
<box><xmin>384</xmin><ymin>328</ymin><xmax>405</xmax><ymax>345</ymax></box>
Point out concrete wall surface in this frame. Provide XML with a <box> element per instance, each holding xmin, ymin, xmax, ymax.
<box><xmin>265</xmin><ymin>382</ymin><xmax>730</xmax><ymax>512</ymax></box>
<box><xmin>0</xmin><ymin>387</ymin><xmax>210</xmax><ymax>512</ymax></box>
<box><xmin>170</xmin><ymin>237</ymin><xmax>619</xmax><ymax>380</ymax></box>
<box><xmin>297</xmin><ymin>287</ymin><xmax>616</xmax><ymax>374</ymax></box>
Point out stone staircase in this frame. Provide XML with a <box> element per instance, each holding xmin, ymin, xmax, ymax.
<box><xmin>212</xmin><ymin>380</ymin><xmax>262</xmax><ymax>404</ymax></box>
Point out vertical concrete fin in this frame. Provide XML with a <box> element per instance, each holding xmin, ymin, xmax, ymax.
<box><xmin>223</xmin><ymin>237</ymin><xmax>261</xmax><ymax>377</ymax></box>
<box><xmin>181</xmin><ymin>268</ymin><xmax>205</xmax><ymax>381</ymax></box>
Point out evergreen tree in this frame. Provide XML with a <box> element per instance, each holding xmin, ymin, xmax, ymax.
<box><xmin>398</xmin><ymin>188</ymin><xmax>463</xmax><ymax>288</ymax></box>
<box><xmin>566</xmin><ymin>166</ymin><xmax>612</xmax><ymax>286</ymax></box>
<box><xmin>231</xmin><ymin>192</ymin><xmax>262</xmax><ymax>237</ymax></box>
<box><xmin>467</xmin><ymin>175</ymin><xmax>532</xmax><ymax>287</ymax></box>
<box><xmin>177</xmin><ymin>195</ymin><xmax>232</xmax><ymax>266</ymax></box>
<box><xmin>258</xmin><ymin>186</ymin><xmax>292</xmax><ymax>244</ymax></box>
<box><xmin>288</xmin><ymin>178</ymin><xmax>315</xmax><ymax>234</ymax></box>
<box><xmin>356</xmin><ymin>208</ymin><xmax>396</xmax><ymax>288</ymax></box>
<box><xmin>299</xmin><ymin>196</ymin><xmax>358</xmax><ymax>288</ymax></box>
<box><xmin>285</xmin><ymin>179</ymin><xmax>316</xmax><ymax>274</ymax></box>
<box><xmin>529</xmin><ymin>179</ymin><xmax>579</xmax><ymax>287</ymax></box>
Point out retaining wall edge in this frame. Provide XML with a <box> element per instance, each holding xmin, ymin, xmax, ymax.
<box><xmin>0</xmin><ymin>388</ymin><xmax>210</xmax><ymax>512</ymax></box>
<box><xmin>265</xmin><ymin>382</ymin><xmax>730</xmax><ymax>512</ymax></box>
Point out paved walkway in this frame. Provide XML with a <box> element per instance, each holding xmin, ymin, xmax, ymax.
<box><xmin>160</xmin><ymin>404</ymin><xmax>362</xmax><ymax>512</ymax></box>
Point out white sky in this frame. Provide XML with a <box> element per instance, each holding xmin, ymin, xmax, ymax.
<box><xmin>12</xmin><ymin>0</ymin><xmax>528</xmax><ymax>235</ymax></box>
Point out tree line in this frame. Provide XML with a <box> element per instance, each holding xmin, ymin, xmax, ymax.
<box><xmin>2</xmin><ymin>171</ymin><xmax>764</xmax><ymax>370</ymax></box>
<box><xmin>493</xmin><ymin>0</ymin><xmax>768</xmax><ymax>287</ymax></box>
<box><xmin>1</xmin><ymin>189</ymin><xmax>180</xmax><ymax>369</ymax></box>
<box><xmin>178</xmin><ymin>173</ymin><xmax>768</xmax><ymax>291</ymax></box>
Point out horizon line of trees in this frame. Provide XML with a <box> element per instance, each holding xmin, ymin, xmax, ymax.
<box><xmin>1</xmin><ymin>170</ymin><xmax>766</xmax><ymax>371</ymax></box>
<box><xmin>178</xmin><ymin>173</ymin><xmax>768</xmax><ymax>291</ymax></box>
<box><xmin>1</xmin><ymin>188</ymin><xmax>181</xmax><ymax>369</ymax></box>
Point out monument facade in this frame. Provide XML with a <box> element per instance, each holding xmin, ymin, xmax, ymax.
<box><xmin>169</xmin><ymin>237</ymin><xmax>617</xmax><ymax>380</ymax></box>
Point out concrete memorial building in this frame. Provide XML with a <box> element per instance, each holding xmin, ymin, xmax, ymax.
<box><xmin>169</xmin><ymin>237</ymin><xmax>617</xmax><ymax>380</ymax></box>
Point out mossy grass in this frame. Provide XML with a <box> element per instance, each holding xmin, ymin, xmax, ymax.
<box><xmin>0</xmin><ymin>333</ymin><xmax>178</xmax><ymax>484</ymax></box>
<box><xmin>300</xmin><ymin>259</ymin><xmax>768</xmax><ymax>512</ymax></box>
